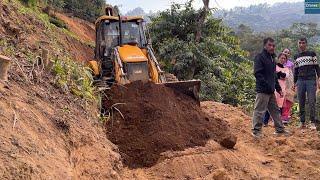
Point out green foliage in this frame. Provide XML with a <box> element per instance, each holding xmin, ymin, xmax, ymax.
<box><xmin>215</xmin><ymin>2</ymin><xmax>320</xmax><ymax>33</ymax></box>
<box><xmin>237</xmin><ymin>23</ymin><xmax>320</xmax><ymax>59</ymax></box>
<box><xmin>0</xmin><ymin>39</ymin><xmax>15</xmax><ymax>57</ymax></box>
<box><xmin>63</xmin><ymin>0</ymin><xmax>105</xmax><ymax>21</ymax></box>
<box><xmin>275</xmin><ymin>23</ymin><xmax>320</xmax><ymax>55</ymax></box>
<box><xmin>22</xmin><ymin>0</ymin><xmax>104</xmax><ymax>22</ymax></box>
<box><xmin>20</xmin><ymin>0</ymin><xmax>37</xmax><ymax>7</ymax></box>
<box><xmin>150</xmin><ymin>1</ymin><xmax>255</xmax><ymax>110</ymax></box>
<box><xmin>53</xmin><ymin>57</ymin><xmax>96</xmax><ymax>100</ymax></box>
<box><xmin>46</xmin><ymin>0</ymin><xmax>65</xmax><ymax>9</ymax></box>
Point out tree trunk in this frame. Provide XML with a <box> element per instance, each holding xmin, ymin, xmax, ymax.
<box><xmin>0</xmin><ymin>55</ymin><xmax>11</xmax><ymax>81</ymax></box>
<box><xmin>195</xmin><ymin>0</ymin><xmax>210</xmax><ymax>42</ymax></box>
<box><xmin>191</xmin><ymin>0</ymin><xmax>209</xmax><ymax>79</ymax></box>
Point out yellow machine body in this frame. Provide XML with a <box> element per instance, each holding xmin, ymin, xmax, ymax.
<box><xmin>91</xmin><ymin>12</ymin><xmax>201</xmax><ymax>102</ymax></box>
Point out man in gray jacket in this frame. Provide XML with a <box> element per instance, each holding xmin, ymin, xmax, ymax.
<box><xmin>293</xmin><ymin>37</ymin><xmax>320</xmax><ymax>130</ymax></box>
<box><xmin>252</xmin><ymin>37</ymin><xmax>287</xmax><ymax>138</ymax></box>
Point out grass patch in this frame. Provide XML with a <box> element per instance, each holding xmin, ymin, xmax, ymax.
<box><xmin>49</xmin><ymin>16</ymin><xmax>67</xmax><ymax>29</ymax></box>
<box><xmin>62</xmin><ymin>29</ymin><xmax>95</xmax><ymax>48</ymax></box>
<box><xmin>0</xmin><ymin>39</ymin><xmax>15</xmax><ymax>57</ymax></box>
<box><xmin>53</xmin><ymin>56</ymin><xmax>96</xmax><ymax>101</ymax></box>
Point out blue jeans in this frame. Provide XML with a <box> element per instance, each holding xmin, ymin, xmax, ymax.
<box><xmin>297</xmin><ymin>79</ymin><xmax>317</xmax><ymax>123</ymax></box>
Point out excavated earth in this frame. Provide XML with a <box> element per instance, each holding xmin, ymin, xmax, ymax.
<box><xmin>2</xmin><ymin>1</ymin><xmax>320</xmax><ymax>179</ymax></box>
<box><xmin>104</xmin><ymin>81</ymin><xmax>237</xmax><ymax>168</ymax></box>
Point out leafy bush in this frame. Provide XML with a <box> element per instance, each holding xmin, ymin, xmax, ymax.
<box><xmin>20</xmin><ymin>0</ymin><xmax>37</xmax><ymax>7</ymax></box>
<box><xmin>63</xmin><ymin>0</ymin><xmax>105</xmax><ymax>22</ymax></box>
<box><xmin>46</xmin><ymin>0</ymin><xmax>65</xmax><ymax>10</ymax></box>
<box><xmin>53</xmin><ymin>57</ymin><xmax>96</xmax><ymax>100</ymax></box>
<box><xmin>21</xmin><ymin>0</ymin><xmax>105</xmax><ymax>22</ymax></box>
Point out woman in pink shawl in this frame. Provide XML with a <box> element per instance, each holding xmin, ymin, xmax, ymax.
<box><xmin>275</xmin><ymin>53</ymin><xmax>295</xmax><ymax>124</ymax></box>
<box><xmin>282</xmin><ymin>48</ymin><xmax>294</xmax><ymax>69</ymax></box>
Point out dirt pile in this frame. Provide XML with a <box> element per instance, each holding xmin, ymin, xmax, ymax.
<box><xmin>104</xmin><ymin>81</ymin><xmax>237</xmax><ymax>168</ymax></box>
<box><xmin>122</xmin><ymin>102</ymin><xmax>320</xmax><ymax>179</ymax></box>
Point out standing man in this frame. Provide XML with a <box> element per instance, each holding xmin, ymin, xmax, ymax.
<box><xmin>252</xmin><ymin>37</ymin><xmax>287</xmax><ymax>137</ymax></box>
<box><xmin>293</xmin><ymin>37</ymin><xmax>319</xmax><ymax>130</ymax></box>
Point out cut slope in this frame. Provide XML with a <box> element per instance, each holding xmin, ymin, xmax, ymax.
<box><xmin>104</xmin><ymin>81</ymin><xmax>236</xmax><ymax>168</ymax></box>
<box><xmin>0</xmin><ymin>75</ymin><xmax>122</xmax><ymax>179</ymax></box>
<box><xmin>55</xmin><ymin>13</ymin><xmax>95</xmax><ymax>44</ymax></box>
<box><xmin>0</xmin><ymin>1</ymin><xmax>93</xmax><ymax>62</ymax></box>
<box><xmin>0</xmin><ymin>1</ymin><xmax>122</xmax><ymax>179</ymax></box>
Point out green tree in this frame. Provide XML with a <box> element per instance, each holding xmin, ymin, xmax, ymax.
<box><xmin>46</xmin><ymin>0</ymin><xmax>65</xmax><ymax>9</ymax></box>
<box><xmin>150</xmin><ymin>0</ymin><xmax>255</xmax><ymax>109</ymax></box>
<box><xmin>63</xmin><ymin>0</ymin><xmax>105</xmax><ymax>21</ymax></box>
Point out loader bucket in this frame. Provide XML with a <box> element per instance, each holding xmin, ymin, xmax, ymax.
<box><xmin>162</xmin><ymin>80</ymin><xmax>201</xmax><ymax>105</ymax></box>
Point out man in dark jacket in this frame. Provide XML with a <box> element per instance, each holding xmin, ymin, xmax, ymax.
<box><xmin>293</xmin><ymin>37</ymin><xmax>319</xmax><ymax>130</ymax></box>
<box><xmin>252</xmin><ymin>37</ymin><xmax>286</xmax><ymax>137</ymax></box>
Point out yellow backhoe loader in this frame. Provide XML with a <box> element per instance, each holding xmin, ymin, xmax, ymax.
<box><xmin>88</xmin><ymin>7</ymin><xmax>201</xmax><ymax>104</ymax></box>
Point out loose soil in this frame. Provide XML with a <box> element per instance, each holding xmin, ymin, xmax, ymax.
<box><xmin>104</xmin><ymin>81</ymin><xmax>236</xmax><ymax>168</ymax></box>
<box><xmin>0</xmin><ymin>75</ymin><xmax>123</xmax><ymax>179</ymax></box>
<box><xmin>122</xmin><ymin>102</ymin><xmax>320</xmax><ymax>179</ymax></box>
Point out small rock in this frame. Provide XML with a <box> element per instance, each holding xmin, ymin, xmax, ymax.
<box><xmin>262</xmin><ymin>159</ymin><xmax>272</xmax><ymax>165</ymax></box>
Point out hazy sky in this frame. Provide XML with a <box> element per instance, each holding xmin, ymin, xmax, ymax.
<box><xmin>107</xmin><ymin>0</ymin><xmax>303</xmax><ymax>13</ymax></box>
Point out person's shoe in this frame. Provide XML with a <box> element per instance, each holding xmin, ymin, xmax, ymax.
<box><xmin>274</xmin><ymin>129</ymin><xmax>290</xmax><ymax>136</ymax></box>
<box><xmin>251</xmin><ymin>132</ymin><xmax>262</xmax><ymax>138</ymax></box>
<box><xmin>298</xmin><ymin>122</ymin><xmax>306</xmax><ymax>129</ymax></box>
<box><xmin>263</xmin><ymin>123</ymin><xmax>268</xmax><ymax>127</ymax></box>
<box><xmin>282</xmin><ymin>121</ymin><xmax>288</xmax><ymax>126</ymax></box>
<box><xmin>309</xmin><ymin>123</ymin><xmax>317</xmax><ymax>130</ymax></box>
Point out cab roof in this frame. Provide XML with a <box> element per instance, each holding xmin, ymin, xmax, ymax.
<box><xmin>95</xmin><ymin>16</ymin><xmax>144</xmax><ymax>26</ymax></box>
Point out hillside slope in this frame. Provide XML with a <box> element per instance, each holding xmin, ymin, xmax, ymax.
<box><xmin>215</xmin><ymin>2</ymin><xmax>320</xmax><ymax>32</ymax></box>
<box><xmin>0</xmin><ymin>0</ymin><xmax>94</xmax><ymax>62</ymax></box>
<box><xmin>0</xmin><ymin>1</ymin><xmax>122</xmax><ymax>179</ymax></box>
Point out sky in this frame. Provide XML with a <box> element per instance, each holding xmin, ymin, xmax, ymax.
<box><xmin>107</xmin><ymin>0</ymin><xmax>303</xmax><ymax>13</ymax></box>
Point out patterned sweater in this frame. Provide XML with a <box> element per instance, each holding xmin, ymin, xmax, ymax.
<box><xmin>293</xmin><ymin>50</ymin><xmax>320</xmax><ymax>83</ymax></box>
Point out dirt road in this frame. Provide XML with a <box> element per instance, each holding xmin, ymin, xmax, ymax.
<box><xmin>122</xmin><ymin>102</ymin><xmax>320</xmax><ymax>179</ymax></box>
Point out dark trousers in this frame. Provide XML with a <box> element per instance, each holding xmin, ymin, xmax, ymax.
<box><xmin>263</xmin><ymin>111</ymin><xmax>270</xmax><ymax>125</ymax></box>
<box><xmin>252</xmin><ymin>93</ymin><xmax>284</xmax><ymax>134</ymax></box>
<box><xmin>297</xmin><ymin>79</ymin><xmax>317</xmax><ymax>123</ymax></box>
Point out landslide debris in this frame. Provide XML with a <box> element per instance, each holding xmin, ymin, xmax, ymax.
<box><xmin>104</xmin><ymin>81</ymin><xmax>237</xmax><ymax>168</ymax></box>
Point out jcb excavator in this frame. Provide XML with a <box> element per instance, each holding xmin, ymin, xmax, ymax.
<box><xmin>88</xmin><ymin>7</ymin><xmax>201</xmax><ymax>105</ymax></box>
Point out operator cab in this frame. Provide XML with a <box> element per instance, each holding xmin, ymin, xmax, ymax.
<box><xmin>95</xmin><ymin>15</ymin><xmax>150</xmax><ymax>84</ymax></box>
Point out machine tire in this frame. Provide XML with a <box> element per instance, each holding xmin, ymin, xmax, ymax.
<box><xmin>164</xmin><ymin>73</ymin><xmax>178</xmax><ymax>82</ymax></box>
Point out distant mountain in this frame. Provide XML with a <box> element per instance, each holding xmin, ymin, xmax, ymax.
<box><xmin>214</xmin><ymin>2</ymin><xmax>320</xmax><ymax>32</ymax></box>
<box><xmin>124</xmin><ymin>7</ymin><xmax>153</xmax><ymax>22</ymax></box>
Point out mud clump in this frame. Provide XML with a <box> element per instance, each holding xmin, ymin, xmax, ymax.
<box><xmin>105</xmin><ymin>81</ymin><xmax>236</xmax><ymax>168</ymax></box>
<box><xmin>219</xmin><ymin>135</ymin><xmax>237</xmax><ymax>149</ymax></box>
